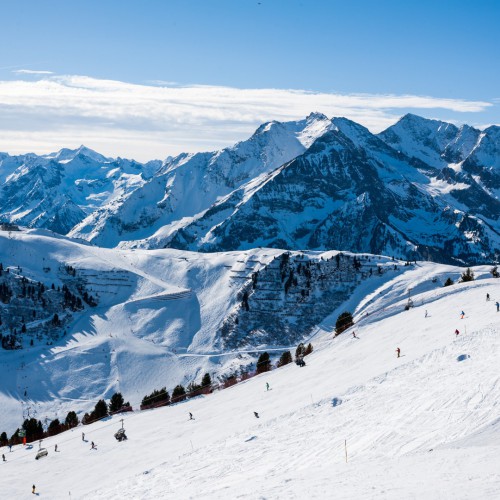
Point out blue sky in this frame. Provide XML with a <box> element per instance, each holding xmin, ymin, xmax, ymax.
<box><xmin>0</xmin><ymin>0</ymin><xmax>498</xmax><ymax>159</ymax></box>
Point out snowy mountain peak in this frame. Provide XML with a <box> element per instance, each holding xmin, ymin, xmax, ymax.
<box><xmin>49</xmin><ymin>145</ymin><xmax>109</xmax><ymax>163</ymax></box>
<box><xmin>398</xmin><ymin>112</ymin><xmax>453</xmax><ymax>129</ymax></box>
<box><xmin>331</xmin><ymin>116</ymin><xmax>375</xmax><ymax>144</ymax></box>
<box><xmin>306</xmin><ymin>111</ymin><xmax>329</xmax><ymax>121</ymax></box>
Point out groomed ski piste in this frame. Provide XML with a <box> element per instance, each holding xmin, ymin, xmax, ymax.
<box><xmin>0</xmin><ymin>232</ymin><xmax>499</xmax><ymax>498</ymax></box>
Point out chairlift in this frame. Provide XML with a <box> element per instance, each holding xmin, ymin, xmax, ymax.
<box><xmin>35</xmin><ymin>448</ymin><xmax>48</xmax><ymax>460</ymax></box>
<box><xmin>114</xmin><ymin>428</ymin><xmax>127</xmax><ymax>442</ymax></box>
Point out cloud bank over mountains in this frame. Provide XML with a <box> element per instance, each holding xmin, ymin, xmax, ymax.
<box><xmin>0</xmin><ymin>73</ymin><xmax>494</xmax><ymax>160</ymax></box>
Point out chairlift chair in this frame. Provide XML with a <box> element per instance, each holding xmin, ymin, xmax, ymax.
<box><xmin>114</xmin><ymin>428</ymin><xmax>127</xmax><ymax>441</ymax></box>
<box><xmin>35</xmin><ymin>448</ymin><xmax>48</xmax><ymax>460</ymax></box>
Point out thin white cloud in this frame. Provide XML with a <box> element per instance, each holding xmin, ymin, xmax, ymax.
<box><xmin>12</xmin><ymin>69</ymin><xmax>54</xmax><ymax>75</ymax></box>
<box><xmin>0</xmin><ymin>74</ymin><xmax>494</xmax><ymax>160</ymax></box>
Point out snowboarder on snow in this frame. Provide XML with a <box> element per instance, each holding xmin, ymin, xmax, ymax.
<box><xmin>455</xmin><ymin>329</ymin><xmax>460</xmax><ymax>336</ymax></box>
<box><xmin>460</xmin><ymin>311</ymin><xmax>465</xmax><ymax>319</ymax></box>
<box><xmin>396</xmin><ymin>347</ymin><xmax>401</xmax><ymax>358</ymax></box>
<box><xmin>266</xmin><ymin>382</ymin><xmax>270</xmax><ymax>391</ymax></box>
<box><xmin>254</xmin><ymin>412</ymin><xmax>260</xmax><ymax>418</ymax></box>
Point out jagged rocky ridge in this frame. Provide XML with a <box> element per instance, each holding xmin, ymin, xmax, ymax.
<box><xmin>0</xmin><ymin>114</ymin><xmax>499</xmax><ymax>264</ymax></box>
<box><xmin>165</xmin><ymin>116</ymin><xmax>500</xmax><ymax>264</ymax></box>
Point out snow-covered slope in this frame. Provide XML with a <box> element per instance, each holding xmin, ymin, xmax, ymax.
<box><xmin>0</xmin><ymin>251</ymin><xmax>499</xmax><ymax>498</ymax></box>
<box><xmin>0</xmin><ymin>228</ymin><xmax>281</xmax><ymax>433</ymax></box>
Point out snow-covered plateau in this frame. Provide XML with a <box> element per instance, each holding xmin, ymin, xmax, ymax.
<box><xmin>0</xmin><ymin>227</ymin><xmax>499</xmax><ymax>498</ymax></box>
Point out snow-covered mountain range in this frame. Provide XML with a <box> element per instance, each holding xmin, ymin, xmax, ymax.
<box><xmin>0</xmin><ymin>146</ymin><xmax>160</xmax><ymax>234</ymax></box>
<box><xmin>1</xmin><ymin>113</ymin><xmax>499</xmax><ymax>264</ymax></box>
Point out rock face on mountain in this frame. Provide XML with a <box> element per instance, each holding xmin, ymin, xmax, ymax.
<box><xmin>164</xmin><ymin>117</ymin><xmax>500</xmax><ymax>264</ymax></box>
<box><xmin>68</xmin><ymin>113</ymin><xmax>333</xmax><ymax>247</ymax></box>
<box><xmin>0</xmin><ymin>114</ymin><xmax>499</xmax><ymax>264</ymax></box>
<box><xmin>218</xmin><ymin>250</ymin><xmax>378</xmax><ymax>350</ymax></box>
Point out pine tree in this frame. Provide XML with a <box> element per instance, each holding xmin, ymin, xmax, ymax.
<box><xmin>22</xmin><ymin>418</ymin><xmax>44</xmax><ymax>442</ymax></box>
<box><xmin>201</xmin><ymin>373</ymin><xmax>212</xmax><ymax>394</ymax></box>
<box><xmin>277</xmin><ymin>351</ymin><xmax>292</xmax><ymax>367</ymax></box>
<box><xmin>256</xmin><ymin>352</ymin><xmax>271</xmax><ymax>373</ymax></box>
<box><xmin>92</xmin><ymin>399</ymin><xmax>108</xmax><ymax>420</ymax></box>
<box><xmin>140</xmin><ymin>388</ymin><xmax>170</xmax><ymax>409</ymax></box>
<box><xmin>186</xmin><ymin>381</ymin><xmax>203</xmax><ymax>398</ymax></box>
<box><xmin>108</xmin><ymin>392</ymin><xmax>125</xmax><ymax>413</ymax></box>
<box><xmin>172</xmin><ymin>384</ymin><xmax>186</xmax><ymax>403</ymax></box>
<box><xmin>201</xmin><ymin>372</ymin><xmax>212</xmax><ymax>388</ymax></box>
<box><xmin>304</xmin><ymin>343</ymin><xmax>313</xmax><ymax>356</ymax></box>
<box><xmin>444</xmin><ymin>277</ymin><xmax>454</xmax><ymax>287</ymax></box>
<box><xmin>47</xmin><ymin>419</ymin><xmax>62</xmax><ymax>436</ymax></box>
<box><xmin>295</xmin><ymin>343</ymin><xmax>306</xmax><ymax>360</ymax></box>
<box><xmin>242</xmin><ymin>291</ymin><xmax>250</xmax><ymax>311</ymax></box>
<box><xmin>52</xmin><ymin>313</ymin><xmax>60</xmax><ymax>326</ymax></box>
<box><xmin>65</xmin><ymin>411</ymin><xmax>79</xmax><ymax>429</ymax></box>
<box><xmin>335</xmin><ymin>312</ymin><xmax>354</xmax><ymax>335</ymax></box>
<box><xmin>460</xmin><ymin>268</ymin><xmax>475</xmax><ymax>282</ymax></box>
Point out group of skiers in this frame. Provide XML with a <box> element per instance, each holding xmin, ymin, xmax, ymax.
<box><xmin>14</xmin><ymin>288</ymin><xmax>500</xmax><ymax>496</ymax></box>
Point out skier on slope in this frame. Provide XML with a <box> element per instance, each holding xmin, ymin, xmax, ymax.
<box><xmin>189</xmin><ymin>412</ymin><xmax>194</xmax><ymax>420</ymax></box>
<box><xmin>496</xmin><ymin>302</ymin><xmax>499</xmax><ymax>312</ymax></box>
<box><xmin>460</xmin><ymin>311</ymin><xmax>465</xmax><ymax>319</ymax></box>
<box><xmin>32</xmin><ymin>485</ymin><xmax>36</xmax><ymax>494</ymax></box>
<box><xmin>352</xmin><ymin>331</ymin><xmax>357</xmax><ymax>338</ymax></box>
<box><xmin>455</xmin><ymin>329</ymin><xmax>460</xmax><ymax>336</ymax></box>
<box><xmin>254</xmin><ymin>412</ymin><xmax>260</xmax><ymax>418</ymax></box>
<box><xmin>82</xmin><ymin>432</ymin><xmax>85</xmax><ymax>441</ymax></box>
<box><xmin>2</xmin><ymin>454</ymin><xmax>5</xmax><ymax>462</ymax></box>
<box><xmin>266</xmin><ymin>382</ymin><xmax>270</xmax><ymax>391</ymax></box>
<box><xmin>396</xmin><ymin>347</ymin><xmax>401</xmax><ymax>358</ymax></box>
<box><xmin>486</xmin><ymin>293</ymin><xmax>490</xmax><ymax>301</ymax></box>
